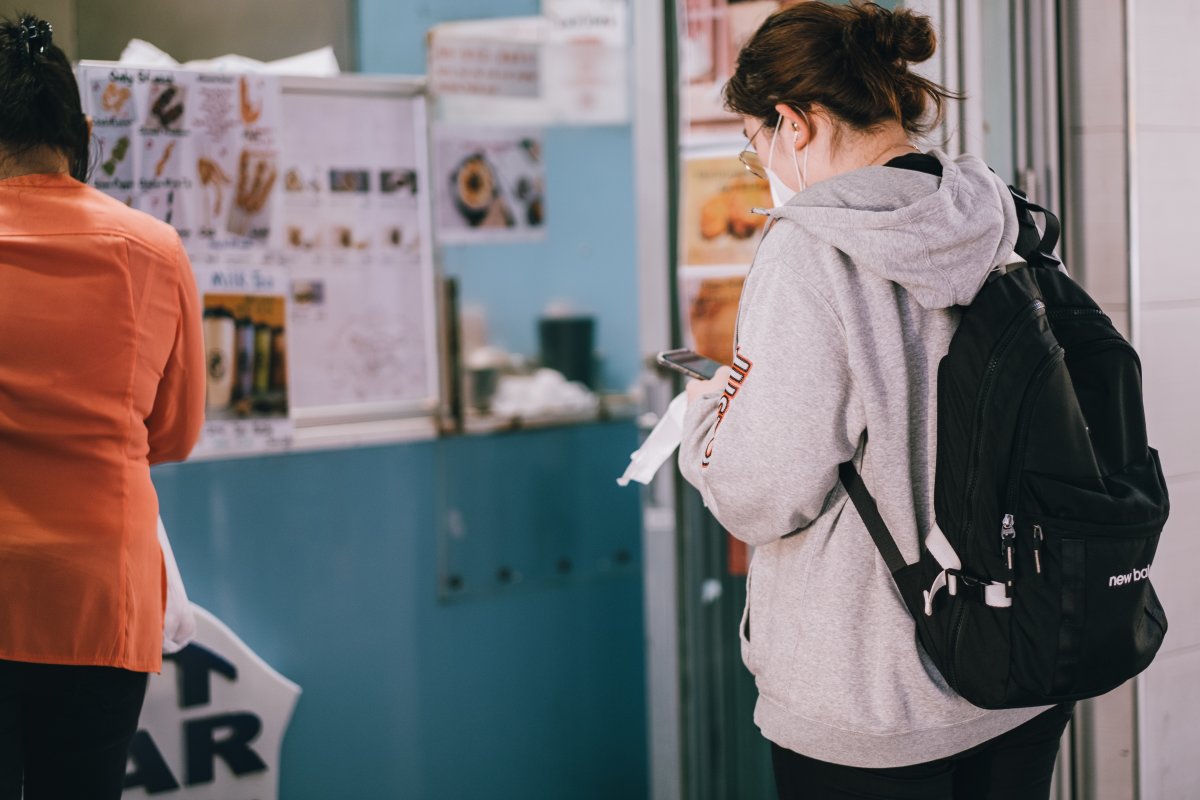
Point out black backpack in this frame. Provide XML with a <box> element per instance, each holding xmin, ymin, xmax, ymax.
<box><xmin>839</xmin><ymin>187</ymin><xmax>1169</xmax><ymax>710</ymax></box>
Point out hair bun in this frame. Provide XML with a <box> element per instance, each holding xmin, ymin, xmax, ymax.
<box><xmin>6</xmin><ymin>15</ymin><xmax>53</xmax><ymax>64</ymax></box>
<box><xmin>849</xmin><ymin>4</ymin><xmax>936</xmax><ymax>66</ymax></box>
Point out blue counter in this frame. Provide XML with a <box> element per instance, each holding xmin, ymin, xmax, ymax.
<box><xmin>154</xmin><ymin>420</ymin><xmax>647</xmax><ymax>798</ymax></box>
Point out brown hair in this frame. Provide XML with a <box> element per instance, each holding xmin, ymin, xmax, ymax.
<box><xmin>724</xmin><ymin>2</ymin><xmax>956</xmax><ymax>138</ymax></box>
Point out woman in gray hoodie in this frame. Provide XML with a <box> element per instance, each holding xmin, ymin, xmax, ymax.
<box><xmin>679</xmin><ymin>3</ymin><xmax>1072</xmax><ymax>798</ymax></box>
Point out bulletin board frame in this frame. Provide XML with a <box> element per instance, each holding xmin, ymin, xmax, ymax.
<box><xmin>278</xmin><ymin>75</ymin><xmax>443</xmax><ymax>438</ymax></box>
<box><xmin>77</xmin><ymin>64</ymin><xmax>445</xmax><ymax>458</ymax></box>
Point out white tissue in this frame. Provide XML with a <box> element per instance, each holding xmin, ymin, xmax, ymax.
<box><xmin>616</xmin><ymin>392</ymin><xmax>688</xmax><ymax>487</ymax></box>
<box><xmin>118</xmin><ymin>39</ymin><xmax>341</xmax><ymax>76</ymax></box>
<box><xmin>158</xmin><ymin>515</ymin><xmax>196</xmax><ymax>654</ymax></box>
<box><xmin>490</xmin><ymin>368</ymin><xmax>598</xmax><ymax>418</ymax></box>
<box><xmin>118</xmin><ymin>39</ymin><xmax>179</xmax><ymax>68</ymax></box>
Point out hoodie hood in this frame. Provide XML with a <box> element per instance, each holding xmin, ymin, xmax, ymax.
<box><xmin>762</xmin><ymin>150</ymin><xmax>1018</xmax><ymax>310</ymax></box>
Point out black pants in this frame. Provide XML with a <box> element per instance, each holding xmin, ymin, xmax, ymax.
<box><xmin>773</xmin><ymin>703</ymin><xmax>1074</xmax><ymax>800</ymax></box>
<box><xmin>0</xmin><ymin>659</ymin><xmax>148</xmax><ymax>800</ymax></box>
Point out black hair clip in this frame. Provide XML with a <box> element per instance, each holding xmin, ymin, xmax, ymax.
<box><xmin>16</xmin><ymin>17</ymin><xmax>53</xmax><ymax>61</ymax></box>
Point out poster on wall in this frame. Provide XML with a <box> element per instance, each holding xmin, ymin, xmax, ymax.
<box><xmin>77</xmin><ymin>64</ymin><xmax>284</xmax><ymax>255</ymax></box>
<box><xmin>187</xmin><ymin>73</ymin><xmax>283</xmax><ymax>253</ymax></box>
<box><xmin>678</xmin><ymin>267</ymin><xmax>746</xmax><ymax>364</ymax></box>
<box><xmin>680</xmin><ymin>0</ymin><xmax>786</xmax><ymax>139</ymax></box>
<box><xmin>542</xmin><ymin>0</ymin><xmax>629</xmax><ymax>122</ymax></box>
<box><xmin>681</xmin><ymin>153</ymin><xmax>771</xmax><ymax>267</ymax></box>
<box><xmin>429</xmin><ymin>37</ymin><xmax>541</xmax><ymax>100</ymax></box>
<box><xmin>193</xmin><ymin>263</ymin><xmax>293</xmax><ymax>456</ymax></box>
<box><xmin>134</xmin><ymin>70</ymin><xmax>195</xmax><ymax>241</ymax></box>
<box><xmin>433</xmin><ymin>127</ymin><xmax>547</xmax><ymax>244</ymax></box>
<box><xmin>123</xmin><ymin>605</ymin><xmax>300</xmax><ymax>799</ymax></box>
<box><xmin>427</xmin><ymin>12</ymin><xmax>628</xmax><ymax>126</ymax></box>
<box><xmin>278</xmin><ymin>83</ymin><xmax>440</xmax><ymax>415</ymax></box>
<box><xmin>84</xmin><ymin>66</ymin><xmax>138</xmax><ymax>205</ymax></box>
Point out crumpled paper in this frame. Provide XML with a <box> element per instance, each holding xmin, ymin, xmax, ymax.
<box><xmin>118</xmin><ymin>38</ymin><xmax>341</xmax><ymax>76</ymax></box>
<box><xmin>617</xmin><ymin>392</ymin><xmax>688</xmax><ymax>487</ymax></box>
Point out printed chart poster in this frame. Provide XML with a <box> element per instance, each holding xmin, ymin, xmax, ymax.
<box><xmin>194</xmin><ymin>264</ymin><xmax>293</xmax><ymax>456</ymax></box>
<box><xmin>281</xmin><ymin>91</ymin><xmax>424</xmax><ymax>264</ymax></box>
<box><xmin>279</xmin><ymin>88</ymin><xmax>439</xmax><ymax>414</ymax></box>
<box><xmin>678</xmin><ymin>267</ymin><xmax>746</xmax><ymax>364</ymax></box>
<box><xmin>682</xmin><ymin>154</ymin><xmax>770</xmax><ymax>266</ymax></box>
<box><xmin>288</xmin><ymin>262</ymin><xmax>431</xmax><ymax>408</ymax></box>
<box><xmin>433</xmin><ymin>128</ymin><xmax>546</xmax><ymax>244</ymax></box>
<box><xmin>82</xmin><ymin>66</ymin><xmax>138</xmax><ymax>205</ymax></box>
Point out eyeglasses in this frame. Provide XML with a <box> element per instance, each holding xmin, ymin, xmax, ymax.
<box><xmin>738</xmin><ymin>120</ymin><xmax>768</xmax><ymax>180</ymax></box>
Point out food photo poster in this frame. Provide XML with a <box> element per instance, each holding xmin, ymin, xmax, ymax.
<box><xmin>432</xmin><ymin>127</ymin><xmax>547</xmax><ymax>244</ymax></box>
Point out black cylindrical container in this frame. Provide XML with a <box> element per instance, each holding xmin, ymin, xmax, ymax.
<box><xmin>538</xmin><ymin>316</ymin><xmax>595</xmax><ymax>388</ymax></box>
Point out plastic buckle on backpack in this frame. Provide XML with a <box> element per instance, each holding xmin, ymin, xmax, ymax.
<box><xmin>945</xmin><ymin>569</ymin><xmax>986</xmax><ymax>604</ymax></box>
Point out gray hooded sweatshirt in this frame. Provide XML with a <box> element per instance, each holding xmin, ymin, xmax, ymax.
<box><xmin>679</xmin><ymin>150</ymin><xmax>1048</xmax><ymax>768</ymax></box>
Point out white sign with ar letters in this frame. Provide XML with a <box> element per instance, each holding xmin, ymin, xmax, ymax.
<box><xmin>124</xmin><ymin>605</ymin><xmax>301</xmax><ymax>798</ymax></box>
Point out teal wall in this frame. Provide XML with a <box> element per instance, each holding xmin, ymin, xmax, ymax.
<box><xmin>359</xmin><ymin>0</ymin><xmax>642</xmax><ymax>392</ymax></box>
<box><xmin>151</xmin><ymin>1</ymin><xmax>648</xmax><ymax>797</ymax></box>
<box><xmin>155</xmin><ymin>422</ymin><xmax>646</xmax><ymax>798</ymax></box>
<box><xmin>441</xmin><ymin>126</ymin><xmax>641</xmax><ymax>391</ymax></box>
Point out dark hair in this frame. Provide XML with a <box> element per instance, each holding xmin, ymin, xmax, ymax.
<box><xmin>0</xmin><ymin>13</ymin><xmax>90</xmax><ymax>180</ymax></box>
<box><xmin>724</xmin><ymin>2</ymin><xmax>956</xmax><ymax>139</ymax></box>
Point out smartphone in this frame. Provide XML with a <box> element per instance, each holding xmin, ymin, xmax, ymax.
<box><xmin>656</xmin><ymin>348</ymin><xmax>723</xmax><ymax>380</ymax></box>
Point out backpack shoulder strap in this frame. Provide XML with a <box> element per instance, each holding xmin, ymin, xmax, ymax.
<box><xmin>1009</xmin><ymin>187</ymin><xmax>1062</xmax><ymax>270</ymax></box>
<box><xmin>838</xmin><ymin>460</ymin><xmax>908</xmax><ymax>576</ymax></box>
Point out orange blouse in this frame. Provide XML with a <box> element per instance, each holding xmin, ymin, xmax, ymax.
<box><xmin>0</xmin><ymin>173</ymin><xmax>204</xmax><ymax>673</ymax></box>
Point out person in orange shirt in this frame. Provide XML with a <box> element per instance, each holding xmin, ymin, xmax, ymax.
<box><xmin>0</xmin><ymin>16</ymin><xmax>205</xmax><ymax>798</ymax></box>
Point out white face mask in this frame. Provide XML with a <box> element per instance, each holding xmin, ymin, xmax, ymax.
<box><xmin>765</xmin><ymin>109</ymin><xmax>810</xmax><ymax>207</ymax></box>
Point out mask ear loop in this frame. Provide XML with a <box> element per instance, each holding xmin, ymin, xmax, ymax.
<box><xmin>792</xmin><ymin>108</ymin><xmax>810</xmax><ymax>192</ymax></box>
<box><xmin>765</xmin><ymin>114</ymin><xmax>785</xmax><ymax>177</ymax></box>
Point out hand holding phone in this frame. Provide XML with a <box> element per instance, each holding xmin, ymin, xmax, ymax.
<box><xmin>656</xmin><ymin>348</ymin><xmax>723</xmax><ymax>380</ymax></box>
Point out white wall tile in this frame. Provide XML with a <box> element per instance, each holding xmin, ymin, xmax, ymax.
<box><xmin>1136</xmin><ymin>129</ymin><xmax>1200</xmax><ymax>304</ymax></box>
<box><xmin>1134</xmin><ymin>2</ymin><xmax>1200</xmax><ymax>129</ymax></box>
<box><xmin>1139</xmin><ymin>648</ymin><xmax>1200</xmax><ymax>799</ymax></box>
<box><xmin>1068</xmin><ymin>0</ymin><xmax>1127</xmax><ymax>131</ymax></box>
<box><xmin>1085</xmin><ymin>681</ymin><xmax>1137</xmax><ymax>800</ymax></box>
<box><xmin>1140</xmin><ymin>305</ymin><xmax>1200</xmax><ymax>478</ymax></box>
<box><xmin>1149</xmin><ymin>473</ymin><xmax>1200</xmax><ymax>655</ymax></box>
<box><xmin>1071</xmin><ymin>130</ymin><xmax>1128</xmax><ymax>306</ymax></box>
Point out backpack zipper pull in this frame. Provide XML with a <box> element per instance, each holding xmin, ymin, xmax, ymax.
<box><xmin>1032</xmin><ymin>524</ymin><xmax>1044</xmax><ymax>575</ymax></box>
<box><xmin>1001</xmin><ymin>513</ymin><xmax>1016</xmax><ymax>585</ymax></box>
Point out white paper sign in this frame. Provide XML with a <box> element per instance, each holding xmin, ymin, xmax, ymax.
<box><xmin>544</xmin><ymin>0</ymin><xmax>627</xmax><ymax>46</ymax></box>
<box><xmin>429</xmin><ymin>38</ymin><xmax>541</xmax><ymax>99</ymax></box>
<box><xmin>428</xmin><ymin>13</ymin><xmax>627</xmax><ymax>125</ymax></box>
<box><xmin>124</xmin><ymin>605</ymin><xmax>301</xmax><ymax>798</ymax></box>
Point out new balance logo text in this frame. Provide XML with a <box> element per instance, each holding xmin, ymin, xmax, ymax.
<box><xmin>1109</xmin><ymin>565</ymin><xmax>1151</xmax><ymax>587</ymax></box>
